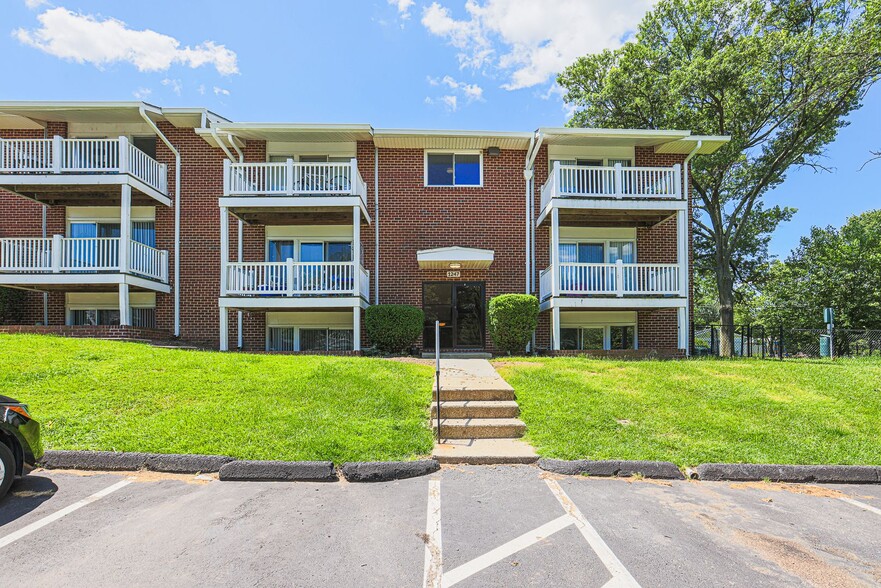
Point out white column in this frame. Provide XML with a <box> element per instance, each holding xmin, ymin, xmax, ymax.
<box><xmin>353</xmin><ymin>306</ymin><xmax>361</xmax><ymax>352</ymax></box>
<box><xmin>118</xmin><ymin>283</ymin><xmax>131</xmax><ymax>326</ymax></box>
<box><xmin>119</xmin><ymin>184</ymin><xmax>131</xmax><ymax>274</ymax></box>
<box><xmin>550</xmin><ymin>207</ymin><xmax>560</xmax><ymax>298</ymax></box>
<box><xmin>219</xmin><ymin>206</ymin><xmax>229</xmax><ymax>296</ymax></box>
<box><xmin>237</xmin><ymin>219</ymin><xmax>243</xmax><ymax>349</ymax></box>
<box><xmin>42</xmin><ymin>204</ymin><xmax>48</xmax><ymax>325</ymax></box>
<box><xmin>678</xmin><ymin>307</ymin><xmax>688</xmax><ymax>351</ymax></box>
<box><xmin>552</xmin><ymin>306</ymin><xmax>561</xmax><ymax>351</ymax></box>
<box><xmin>219</xmin><ymin>307</ymin><xmax>229</xmax><ymax>351</ymax></box>
<box><xmin>51</xmin><ymin>135</ymin><xmax>63</xmax><ymax>174</ymax></box>
<box><xmin>677</xmin><ymin>208</ymin><xmax>689</xmax><ymax>353</ymax></box>
<box><xmin>352</xmin><ymin>205</ymin><xmax>361</xmax><ymax>298</ymax></box>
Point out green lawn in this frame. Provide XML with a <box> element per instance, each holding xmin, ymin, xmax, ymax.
<box><xmin>0</xmin><ymin>334</ymin><xmax>435</xmax><ymax>463</ymax></box>
<box><xmin>494</xmin><ymin>357</ymin><xmax>881</xmax><ymax>467</ymax></box>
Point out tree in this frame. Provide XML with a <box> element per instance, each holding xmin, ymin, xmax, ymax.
<box><xmin>558</xmin><ymin>0</ymin><xmax>881</xmax><ymax>355</ymax></box>
<box><xmin>757</xmin><ymin>210</ymin><xmax>881</xmax><ymax>328</ymax></box>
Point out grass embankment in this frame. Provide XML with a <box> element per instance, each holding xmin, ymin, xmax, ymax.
<box><xmin>494</xmin><ymin>357</ymin><xmax>881</xmax><ymax>467</ymax></box>
<box><xmin>0</xmin><ymin>334</ymin><xmax>435</xmax><ymax>463</ymax></box>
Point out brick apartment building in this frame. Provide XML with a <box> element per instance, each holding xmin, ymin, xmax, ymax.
<box><xmin>0</xmin><ymin>102</ymin><xmax>727</xmax><ymax>356</ymax></box>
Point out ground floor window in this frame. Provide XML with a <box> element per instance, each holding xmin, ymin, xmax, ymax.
<box><xmin>69</xmin><ymin>307</ymin><xmax>156</xmax><ymax>328</ymax></box>
<box><xmin>268</xmin><ymin>327</ymin><xmax>354</xmax><ymax>352</ymax></box>
<box><xmin>131</xmin><ymin>308</ymin><xmax>156</xmax><ymax>329</ymax></box>
<box><xmin>560</xmin><ymin>325</ymin><xmax>636</xmax><ymax>351</ymax></box>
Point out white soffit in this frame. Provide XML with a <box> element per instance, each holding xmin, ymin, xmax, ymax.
<box><xmin>0</xmin><ymin>102</ymin><xmax>164</xmax><ymax>127</ymax></box>
<box><xmin>538</xmin><ymin>127</ymin><xmax>692</xmax><ymax>147</ymax></box>
<box><xmin>654</xmin><ymin>135</ymin><xmax>731</xmax><ymax>154</ymax></box>
<box><xmin>209</xmin><ymin>123</ymin><xmax>374</xmax><ymax>143</ymax></box>
<box><xmin>373</xmin><ymin>129</ymin><xmax>533</xmax><ymax>150</ymax></box>
<box><xmin>417</xmin><ymin>246</ymin><xmax>495</xmax><ymax>270</ymax></box>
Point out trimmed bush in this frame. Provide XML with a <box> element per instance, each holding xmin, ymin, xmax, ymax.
<box><xmin>0</xmin><ymin>287</ymin><xmax>26</xmax><ymax>325</ymax></box>
<box><xmin>488</xmin><ymin>294</ymin><xmax>539</xmax><ymax>355</ymax></box>
<box><xmin>365</xmin><ymin>304</ymin><xmax>425</xmax><ymax>353</ymax></box>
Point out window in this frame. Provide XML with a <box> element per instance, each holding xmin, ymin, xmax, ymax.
<box><xmin>425</xmin><ymin>153</ymin><xmax>481</xmax><ymax>186</ymax></box>
<box><xmin>268</xmin><ymin>327</ymin><xmax>296</xmax><ymax>352</ymax></box>
<box><xmin>269</xmin><ymin>327</ymin><xmax>354</xmax><ymax>352</ymax></box>
<box><xmin>70</xmin><ymin>309</ymin><xmax>120</xmax><ymax>326</ymax></box>
<box><xmin>610</xmin><ymin>326</ymin><xmax>635</xmax><ymax>350</ymax></box>
<box><xmin>132</xmin><ymin>136</ymin><xmax>157</xmax><ymax>160</ymax></box>
<box><xmin>132</xmin><ymin>308</ymin><xmax>156</xmax><ymax>329</ymax></box>
<box><xmin>267</xmin><ymin>241</ymin><xmax>352</xmax><ymax>263</ymax></box>
<box><xmin>559</xmin><ymin>325</ymin><xmax>636</xmax><ymax>351</ymax></box>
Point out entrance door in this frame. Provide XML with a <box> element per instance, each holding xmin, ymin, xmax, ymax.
<box><xmin>422</xmin><ymin>282</ymin><xmax>485</xmax><ymax>350</ymax></box>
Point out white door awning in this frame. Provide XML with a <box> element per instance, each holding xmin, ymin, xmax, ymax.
<box><xmin>416</xmin><ymin>246</ymin><xmax>494</xmax><ymax>270</ymax></box>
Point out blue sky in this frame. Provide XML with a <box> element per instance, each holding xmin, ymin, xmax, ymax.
<box><xmin>2</xmin><ymin>0</ymin><xmax>878</xmax><ymax>257</ymax></box>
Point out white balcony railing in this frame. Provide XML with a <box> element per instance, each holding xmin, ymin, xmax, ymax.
<box><xmin>0</xmin><ymin>236</ymin><xmax>168</xmax><ymax>283</ymax></box>
<box><xmin>540</xmin><ymin>261</ymin><xmax>681</xmax><ymax>300</ymax></box>
<box><xmin>0</xmin><ymin>136</ymin><xmax>168</xmax><ymax>195</ymax></box>
<box><xmin>224</xmin><ymin>261</ymin><xmax>369</xmax><ymax>298</ymax></box>
<box><xmin>223</xmin><ymin>159</ymin><xmax>368</xmax><ymax>208</ymax></box>
<box><xmin>540</xmin><ymin>163</ymin><xmax>682</xmax><ymax>209</ymax></box>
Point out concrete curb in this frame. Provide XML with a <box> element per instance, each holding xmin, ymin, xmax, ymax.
<box><xmin>40</xmin><ymin>450</ymin><xmax>235</xmax><ymax>473</ymax></box>
<box><xmin>146</xmin><ymin>453</ymin><xmax>235</xmax><ymax>474</ymax></box>
<box><xmin>340</xmin><ymin>460</ymin><xmax>440</xmax><ymax>482</ymax></box>
<box><xmin>218</xmin><ymin>460</ymin><xmax>337</xmax><ymax>482</ymax></box>
<box><xmin>539</xmin><ymin>458</ymin><xmax>685</xmax><ymax>480</ymax></box>
<box><xmin>692</xmin><ymin>463</ymin><xmax>881</xmax><ymax>484</ymax></box>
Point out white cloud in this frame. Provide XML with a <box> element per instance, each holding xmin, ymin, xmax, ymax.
<box><xmin>213</xmin><ymin>86</ymin><xmax>230</xmax><ymax>96</ymax></box>
<box><xmin>161</xmin><ymin>78</ymin><xmax>182</xmax><ymax>96</ymax></box>
<box><xmin>423</xmin><ymin>94</ymin><xmax>459</xmax><ymax>112</ymax></box>
<box><xmin>25</xmin><ymin>0</ymin><xmax>50</xmax><ymax>9</ymax></box>
<box><xmin>425</xmin><ymin>75</ymin><xmax>483</xmax><ymax>111</ymax></box>
<box><xmin>388</xmin><ymin>0</ymin><xmax>415</xmax><ymax>20</ymax></box>
<box><xmin>197</xmin><ymin>84</ymin><xmax>206</xmax><ymax>95</ymax></box>
<box><xmin>132</xmin><ymin>87</ymin><xmax>152</xmax><ymax>100</ymax></box>
<box><xmin>14</xmin><ymin>7</ymin><xmax>239</xmax><ymax>75</ymax></box>
<box><xmin>422</xmin><ymin>0</ymin><xmax>656</xmax><ymax>90</ymax></box>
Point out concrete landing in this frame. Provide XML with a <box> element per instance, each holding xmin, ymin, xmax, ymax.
<box><xmin>433</xmin><ymin>438</ymin><xmax>538</xmax><ymax>464</ymax></box>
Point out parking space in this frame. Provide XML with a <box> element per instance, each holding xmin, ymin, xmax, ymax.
<box><xmin>1</xmin><ymin>466</ymin><xmax>880</xmax><ymax>587</ymax></box>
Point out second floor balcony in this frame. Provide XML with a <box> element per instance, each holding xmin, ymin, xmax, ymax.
<box><xmin>540</xmin><ymin>260</ymin><xmax>682</xmax><ymax>301</ymax></box>
<box><xmin>540</xmin><ymin>162</ymin><xmax>682</xmax><ymax>210</ymax></box>
<box><xmin>0</xmin><ymin>136</ymin><xmax>168</xmax><ymax>202</ymax></box>
<box><xmin>223</xmin><ymin>260</ymin><xmax>369</xmax><ymax>301</ymax></box>
<box><xmin>223</xmin><ymin>159</ymin><xmax>367</xmax><ymax>209</ymax></box>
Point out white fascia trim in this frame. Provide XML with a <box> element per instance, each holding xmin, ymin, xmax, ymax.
<box><xmin>220</xmin><ymin>196</ymin><xmax>372</xmax><ymax>224</ymax></box>
<box><xmin>219</xmin><ymin>296</ymin><xmax>367</xmax><ymax>310</ymax></box>
<box><xmin>540</xmin><ymin>296</ymin><xmax>688</xmax><ymax>312</ymax></box>
<box><xmin>0</xmin><ymin>175</ymin><xmax>171</xmax><ymax>206</ymax></box>
<box><xmin>536</xmin><ymin>198</ymin><xmax>687</xmax><ymax>225</ymax></box>
<box><xmin>0</xmin><ymin>273</ymin><xmax>170</xmax><ymax>292</ymax></box>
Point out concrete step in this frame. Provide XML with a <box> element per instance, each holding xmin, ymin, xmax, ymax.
<box><xmin>435</xmin><ymin>388</ymin><xmax>516</xmax><ymax>401</ymax></box>
<box><xmin>422</xmin><ymin>352</ymin><xmax>493</xmax><ymax>359</ymax></box>
<box><xmin>433</xmin><ymin>418</ymin><xmax>526</xmax><ymax>439</ymax></box>
<box><xmin>431</xmin><ymin>400</ymin><xmax>520</xmax><ymax>419</ymax></box>
<box><xmin>433</xmin><ymin>438</ymin><xmax>538</xmax><ymax>464</ymax></box>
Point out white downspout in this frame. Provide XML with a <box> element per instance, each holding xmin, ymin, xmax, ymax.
<box><xmin>681</xmin><ymin>140</ymin><xmax>702</xmax><ymax>356</ymax></box>
<box><xmin>140</xmin><ymin>106</ymin><xmax>181</xmax><ymax>337</ymax></box>
<box><xmin>374</xmin><ymin>144</ymin><xmax>380</xmax><ymax>305</ymax></box>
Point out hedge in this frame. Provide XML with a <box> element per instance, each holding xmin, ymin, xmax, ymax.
<box><xmin>365</xmin><ymin>304</ymin><xmax>425</xmax><ymax>353</ymax></box>
<box><xmin>488</xmin><ymin>294</ymin><xmax>539</xmax><ymax>355</ymax></box>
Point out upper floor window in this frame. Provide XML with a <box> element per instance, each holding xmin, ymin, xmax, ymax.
<box><xmin>425</xmin><ymin>152</ymin><xmax>482</xmax><ymax>187</ymax></box>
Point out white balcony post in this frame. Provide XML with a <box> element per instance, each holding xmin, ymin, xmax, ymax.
<box><xmin>286</xmin><ymin>258</ymin><xmax>295</xmax><ymax>297</ymax></box>
<box><xmin>353</xmin><ymin>307</ymin><xmax>361</xmax><ymax>352</ymax></box>
<box><xmin>616</xmin><ymin>259</ymin><xmax>624</xmax><ymax>297</ymax></box>
<box><xmin>614</xmin><ymin>162</ymin><xmax>623</xmax><ymax>198</ymax></box>
<box><xmin>350</xmin><ymin>158</ymin><xmax>358</xmax><ymax>195</ymax></box>
<box><xmin>51</xmin><ymin>135</ymin><xmax>63</xmax><ymax>174</ymax></box>
<box><xmin>219</xmin><ymin>308</ymin><xmax>229</xmax><ymax>351</ymax></box>
<box><xmin>51</xmin><ymin>234</ymin><xmax>63</xmax><ymax>273</ymax></box>
<box><xmin>286</xmin><ymin>158</ymin><xmax>295</xmax><ymax>195</ymax></box>
<box><xmin>553</xmin><ymin>160</ymin><xmax>561</xmax><ymax>198</ymax></box>
<box><xmin>222</xmin><ymin>159</ymin><xmax>231</xmax><ymax>196</ymax></box>
<box><xmin>676</xmin><ymin>209</ymin><xmax>688</xmax><ymax>298</ymax></box>
<box><xmin>219</xmin><ymin>206</ymin><xmax>229</xmax><ymax>296</ymax></box>
<box><xmin>678</xmin><ymin>307</ymin><xmax>688</xmax><ymax>351</ymax></box>
<box><xmin>118</xmin><ymin>283</ymin><xmax>131</xmax><ymax>326</ymax></box>
<box><xmin>119</xmin><ymin>184</ymin><xmax>131</xmax><ymax>273</ymax></box>
<box><xmin>118</xmin><ymin>136</ymin><xmax>129</xmax><ymax>174</ymax></box>
<box><xmin>552</xmin><ymin>306</ymin><xmax>561</xmax><ymax>351</ymax></box>
<box><xmin>237</xmin><ymin>219</ymin><xmax>243</xmax><ymax>350</ymax></box>
<box><xmin>159</xmin><ymin>163</ymin><xmax>168</xmax><ymax>194</ymax></box>
<box><xmin>550</xmin><ymin>207</ymin><xmax>560</xmax><ymax>298</ymax></box>
<box><xmin>352</xmin><ymin>205</ymin><xmax>361</xmax><ymax>297</ymax></box>
<box><xmin>673</xmin><ymin>163</ymin><xmax>682</xmax><ymax>199</ymax></box>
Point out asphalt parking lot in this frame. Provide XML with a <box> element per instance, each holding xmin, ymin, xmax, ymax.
<box><xmin>1</xmin><ymin>465</ymin><xmax>880</xmax><ymax>587</ymax></box>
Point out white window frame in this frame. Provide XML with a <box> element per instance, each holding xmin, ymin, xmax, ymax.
<box><xmin>264</xmin><ymin>238</ymin><xmax>354</xmax><ymax>263</ymax></box>
<box><xmin>265</xmin><ymin>325</ymin><xmax>355</xmax><ymax>352</ymax></box>
<box><xmin>560</xmin><ymin>323</ymin><xmax>638</xmax><ymax>351</ymax></box>
<box><xmin>424</xmin><ymin>150</ymin><xmax>484</xmax><ymax>188</ymax></box>
<box><xmin>558</xmin><ymin>238</ymin><xmax>638</xmax><ymax>263</ymax></box>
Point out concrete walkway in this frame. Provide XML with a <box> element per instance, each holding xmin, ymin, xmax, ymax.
<box><xmin>431</xmin><ymin>359</ymin><xmax>538</xmax><ymax>464</ymax></box>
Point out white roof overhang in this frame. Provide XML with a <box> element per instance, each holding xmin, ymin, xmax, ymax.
<box><xmin>654</xmin><ymin>135</ymin><xmax>731</xmax><ymax>154</ymax></box>
<box><xmin>0</xmin><ymin>101</ymin><xmax>165</xmax><ymax>129</ymax></box>
<box><xmin>417</xmin><ymin>246</ymin><xmax>495</xmax><ymax>270</ymax></box>
<box><xmin>373</xmin><ymin>129</ymin><xmax>533</xmax><ymax>150</ymax></box>
<box><xmin>199</xmin><ymin>123</ymin><xmax>374</xmax><ymax>147</ymax></box>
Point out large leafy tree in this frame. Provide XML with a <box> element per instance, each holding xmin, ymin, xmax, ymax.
<box><xmin>558</xmin><ymin>0</ymin><xmax>881</xmax><ymax>355</ymax></box>
<box><xmin>758</xmin><ymin>210</ymin><xmax>881</xmax><ymax>328</ymax></box>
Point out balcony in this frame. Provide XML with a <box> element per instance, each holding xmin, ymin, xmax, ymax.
<box><xmin>540</xmin><ymin>163</ymin><xmax>682</xmax><ymax>210</ymax></box>
<box><xmin>223</xmin><ymin>261</ymin><xmax>369</xmax><ymax>300</ymax></box>
<box><xmin>540</xmin><ymin>261</ymin><xmax>682</xmax><ymax>301</ymax></box>
<box><xmin>223</xmin><ymin>160</ymin><xmax>367</xmax><ymax>208</ymax></box>
<box><xmin>0</xmin><ymin>136</ymin><xmax>168</xmax><ymax>203</ymax></box>
<box><xmin>0</xmin><ymin>236</ymin><xmax>169</xmax><ymax>287</ymax></box>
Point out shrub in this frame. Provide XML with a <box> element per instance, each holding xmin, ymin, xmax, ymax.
<box><xmin>0</xmin><ymin>287</ymin><xmax>26</xmax><ymax>325</ymax></box>
<box><xmin>488</xmin><ymin>294</ymin><xmax>539</xmax><ymax>355</ymax></box>
<box><xmin>365</xmin><ymin>304</ymin><xmax>425</xmax><ymax>353</ymax></box>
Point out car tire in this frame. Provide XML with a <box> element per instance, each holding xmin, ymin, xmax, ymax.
<box><xmin>0</xmin><ymin>442</ymin><xmax>15</xmax><ymax>499</ymax></box>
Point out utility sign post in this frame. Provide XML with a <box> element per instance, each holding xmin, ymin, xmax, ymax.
<box><xmin>824</xmin><ymin>307</ymin><xmax>834</xmax><ymax>360</ymax></box>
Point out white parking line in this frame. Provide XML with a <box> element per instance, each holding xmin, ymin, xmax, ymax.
<box><xmin>423</xmin><ymin>479</ymin><xmax>443</xmax><ymax>588</ymax></box>
<box><xmin>839</xmin><ymin>496</ymin><xmax>881</xmax><ymax>517</ymax></box>
<box><xmin>545</xmin><ymin>479</ymin><xmax>641</xmax><ymax>587</ymax></box>
<box><xmin>0</xmin><ymin>479</ymin><xmax>132</xmax><ymax>549</ymax></box>
<box><xmin>442</xmin><ymin>514</ymin><xmax>574</xmax><ymax>587</ymax></box>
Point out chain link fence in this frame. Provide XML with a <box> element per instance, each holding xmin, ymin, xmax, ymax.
<box><xmin>693</xmin><ymin>325</ymin><xmax>881</xmax><ymax>359</ymax></box>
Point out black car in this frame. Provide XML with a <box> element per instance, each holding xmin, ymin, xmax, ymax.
<box><xmin>1</xmin><ymin>395</ymin><xmax>42</xmax><ymax>499</ymax></box>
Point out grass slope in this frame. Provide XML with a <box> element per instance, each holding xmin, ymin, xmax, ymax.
<box><xmin>495</xmin><ymin>357</ymin><xmax>881</xmax><ymax>467</ymax></box>
<box><xmin>0</xmin><ymin>335</ymin><xmax>434</xmax><ymax>463</ymax></box>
